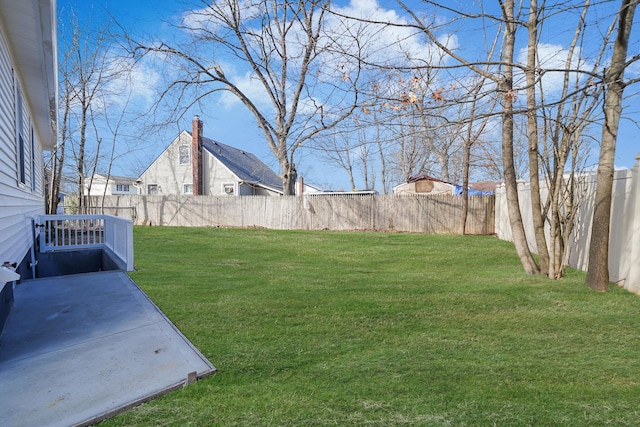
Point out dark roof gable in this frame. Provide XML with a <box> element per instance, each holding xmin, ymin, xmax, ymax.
<box><xmin>197</xmin><ymin>134</ymin><xmax>283</xmax><ymax>192</ymax></box>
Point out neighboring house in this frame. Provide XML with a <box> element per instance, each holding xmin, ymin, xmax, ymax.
<box><xmin>0</xmin><ymin>0</ymin><xmax>58</xmax><ymax>328</ymax></box>
<box><xmin>56</xmin><ymin>191</ymin><xmax>66</xmax><ymax>214</ymax></box>
<box><xmin>393</xmin><ymin>174</ymin><xmax>496</xmax><ymax>196</ymax></box>
<box><xmin>295</xmin><ymin>177</ymin><xmax>325</xmax><ymax>195</ymax></box>
<box><xmin>85</xmin><ymin>174</ymin><xmax>138</xmax><ymax>196</ymax></box>
<box><xmin>138</xmin><ymin>116</ymin><xmax>283</xmax><ymax>196</ymax></box>
<box><xmin>393</xmin><ymin>174</ymin><xmax>456</xmax><ymax>195</ymax></box>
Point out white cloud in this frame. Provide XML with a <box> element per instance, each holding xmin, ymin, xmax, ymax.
<box><xmin>217</xmin><ymin>69</ymin><xmax>273</xmax><ymax>110</ymax></box>
<box><xmin>515</xmin><ymin>43</ymin><xmax>593</xmax><ymax>95</ymax></box>
<box><xmin>177</xmin><ymin>0</ymin><xmax>459</xmax><ymax>118</ymax></box>
<box><xmin>327</xmin><ymin>0</ymin><xmax>457</xmax><ymax>68</ymax></box>
<box><xmin>181</xmin><ymin>0</ymin><xmax>265</xmax><ymax>33</ymax></box>
<box><xmin>181</xmin><ymin>7</ymin><xmax>218</xmax><ymax>33</ymax></box>
<box><xmin>626</xmin><ymin>57</ymin><xmax>640</xmax><ymax>78</ymax></box>
<box><xmin>102</xmin><ymin>57</ymin><xmax>161</xmax><ymax>109</ymax></box>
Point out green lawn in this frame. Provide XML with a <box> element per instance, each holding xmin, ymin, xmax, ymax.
<box><xmin>103</xmin><ymin>227</ymin><xmax>640</xmax><ymax>426</ymax></box>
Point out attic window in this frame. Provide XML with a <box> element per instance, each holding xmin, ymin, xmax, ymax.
<box><xmin>223</xmin><ymin>183</ymin><xmax>235</xmax><ymax>195</ymax></box>
<box><xmin>179</xmin><ymin>145</ymin><xmax>191</xmax><ymax>165</ymax></box>
<box><xmin>116</xmin><ymin>184</ymin><xmax>130</xmax><ymax>192</ymax></box>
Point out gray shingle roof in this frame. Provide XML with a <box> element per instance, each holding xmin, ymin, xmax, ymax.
<box><xmin>199</xmin><ymin>135</ymin><xmax>283</xmax><ymax>193</ymax></box>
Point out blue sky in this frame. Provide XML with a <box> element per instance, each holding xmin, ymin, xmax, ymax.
<box><xmin>57</xmin><ymin>0</ymin><xmax>640</xmax><ymax>190</ymax></box>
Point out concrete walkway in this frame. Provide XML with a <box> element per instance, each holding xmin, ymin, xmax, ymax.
<box><xmin>0</xmin><ymin>271</ymin><xmax>216</xmax><ymax>427</ymax></box>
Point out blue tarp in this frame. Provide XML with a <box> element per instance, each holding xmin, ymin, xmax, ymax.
<box><xmin>453</xmin><ymin>186</ymin><xmax>493</xmax><ymax>196</ymax></box>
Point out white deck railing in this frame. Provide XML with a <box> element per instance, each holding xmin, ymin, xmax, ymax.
<box><xmin>38</xmin><ymin>214</ymin><xmax>134</xmax><ymax>271</ymax></box>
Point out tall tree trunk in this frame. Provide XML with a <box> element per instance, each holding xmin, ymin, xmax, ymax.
<box><xmin>461</xmin><ymin>142</ymin><xmax>471</xmax><ymax>235</ymax></box>
<box><xmin>282</xmin><ymin>160</ymin><xmax>297</xmax><ymax>196</ymax></box>
<box><xmin>526</xmin><ymin>0</ymin><xmax>550</xmax><ymax>274</ymax></box>
<box><xmin>48</xmin><ymin>97</ymin><xmax>68</xmax><ymax>214</ymax></box>
<box><xmin>501</xmin><ymin>0</ymin><xmax>540</xmax><ymax>275</ymax></box>
<box><xmin>586</xmin><ymin>0</ymin><xmax>637</xmax><ymax>291</ymax></box>
<box><xmin>77</xmin><ymin>88</ymin><xmax>88</xmax><ymax>211</ymax></box>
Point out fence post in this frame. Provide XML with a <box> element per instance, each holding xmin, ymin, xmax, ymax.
<box><xmin>494</xmin><ymin>183</ymin><xmax>510</xmax><ymax>241</ymax></box>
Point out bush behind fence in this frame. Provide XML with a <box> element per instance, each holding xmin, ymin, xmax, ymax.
<box><xmin>78</xmin><ymin>194</ymin><xmax>495</xmax><ymax>235</ymax></box>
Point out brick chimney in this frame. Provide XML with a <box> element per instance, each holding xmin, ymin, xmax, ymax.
<box><xmin>192</xmin><ymin>115</ymin><xmax>204</xmax><ymax>195</ymax></box>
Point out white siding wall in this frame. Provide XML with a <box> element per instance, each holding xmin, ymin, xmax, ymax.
<box><xmin>86</xmin><ymin>179</ymin><xmax>108</xmax><ymax>196</ymax></box>
<box><xmin>203</xmin><ymin>151</ymin><xmax>240</xmax><ymax>196</ymax></box>
<box><xmin>138</xmin><ymin>131</ymin><xmax>194</xmax><ymax>195</ymax></box>
<box><xmin>0</xmin><ymin>27</ymin><xmax>45</xmax><ymax>267</ymax></box>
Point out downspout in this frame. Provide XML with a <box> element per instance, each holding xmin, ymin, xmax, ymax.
<box><xmin>30</xmin><ymin>217</ymin><xmax>38</xmax><ymax>278</ymax></box>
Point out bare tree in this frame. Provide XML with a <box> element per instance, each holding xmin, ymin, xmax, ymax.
<box><xmin>48</xmin><ymin>8</ymin><xmax>141</xmax><ymax>214</ymax></box>
<box><xmin>541</xmin><ymin>2</ymin><xmax>610</xmax><ymax>279</ymax></box>
<box><xmin>54</xmin><ymin>11</ymin><xmax>125</xmax><ymax>211</ymax></box>
<box><xmin>128</xmin><ymin>0</ymin><xmax>365</xmax><ymax>195</ymax></box>
<box><xmin>379</xmin><ymin>0</ymin><xmax>636</xmax><ymax>280</ymax></box>
<box><xmin>525</xmin><ymin>0</ymin><xmax>550</xmax><ymax>273</ymax></box>
<box><xmin>97</xmin><ymin>92</ymin><xmax>133</xmax><ymax>211</ymax></box>
<box><xmin>47</xmin><ymin>49</ymin><xmax>73</xmax><ymax>214</ymax></box>
<box><xmin>367</xmin><ymin>70</ymin><xmax>461</xmax><ymax>187</ymax></box>
<box><xmin>461</xmin><ymin>77</ymin><xmax>499</xmax><ymax>234</ymax></box>
<box><xmin>391</xmin><ymin>0</ymin><xmax>538</xmax><ymax>273</ymax></box>
<box><xmin>521</xmin><ymin>0</ymin><xmax>608</xmax><ymax>279</ymax></box>
<box><xmin>317</xmin><ymin>125</ymin><xmax>359</xmax><ymax>191</ymax></box>
<box><xmin>497</xmin><ymin>0</ymin><xmax>541</xmax><ymax>274</ymax></box>
<box><xmin>587</xmin><ymin>0</ymin><xmax>638</xmax><ymax>291</ymax></box>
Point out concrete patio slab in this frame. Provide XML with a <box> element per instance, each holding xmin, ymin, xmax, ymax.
<box><xmin>0</xmin><ymin>271</ymin><xmax>216</xmax><ymax>427</ymax></box>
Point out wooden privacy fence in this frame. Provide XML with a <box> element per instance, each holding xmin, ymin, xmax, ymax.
<box><xmin>79</xmin><ymin>194</ymin><xmax>495</xmax><ymax>235</ymax></box>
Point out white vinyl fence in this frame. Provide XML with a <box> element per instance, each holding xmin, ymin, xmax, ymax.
<box><xmin>76</xmin><ymin>194</ymin><xmax>495</xmax><ymax>235</ymax></box>
<box><xmin>495</xmin><ymin>156</ymin><xmax>640</xmax><ymax>294</ymax></box>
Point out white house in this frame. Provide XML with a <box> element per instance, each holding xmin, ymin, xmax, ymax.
<box><xmin>0</xmin><ymin>0</ymin><xmax>58</xmax><ymax>328</ymax></box>
<box><xmin>84</xmin><ymin>173</ymin><xmax>138</xmax><ymax>196</ymax></box>
<box><xmin>138</xmin><ymin>116</ymin><xmax>283</xmax><ymax>196</ymax></box>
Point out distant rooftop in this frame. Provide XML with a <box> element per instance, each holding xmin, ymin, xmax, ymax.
<box><xmin>198</xmin><ymin>135</ymin><xmax>283</xmax><ymax>193</ymax></box>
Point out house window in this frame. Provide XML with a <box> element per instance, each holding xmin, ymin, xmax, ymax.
<box><xmin>18</xmin><ymin>135</ymin><xmax>25</xmax><ymax>184</ymax></box>
<box><xmin>183</xmin><ymin>184</ymin><xmax>193</xmax><ymax>194</ymax></box>
<box><xmin>223</xmin><ymin>183</ymin><xmax>235</xmax><ymax>195</ymax></box>
<box><xmin>148</xmin><ymin>184</ymin><xmax>158</xmax><ymax>195</ymax></box>
<box><xmin>116</xmin><ymin>184</ymin><xmax>130</xmax><ymax>192</ymax></box>
<box><xmin>31</xmin><ymin>126</ymin><xmax>37</xmax><ymax>191</ymax></box>
<box><xmin>16</xmin><ymin>86</ymin><xmax>26</xmax><ymax>185</ymax></box>
<box><xmin>179</xmin><ymin>145</ymin><xmax>190</xmax><ymax>165</ymax></box>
